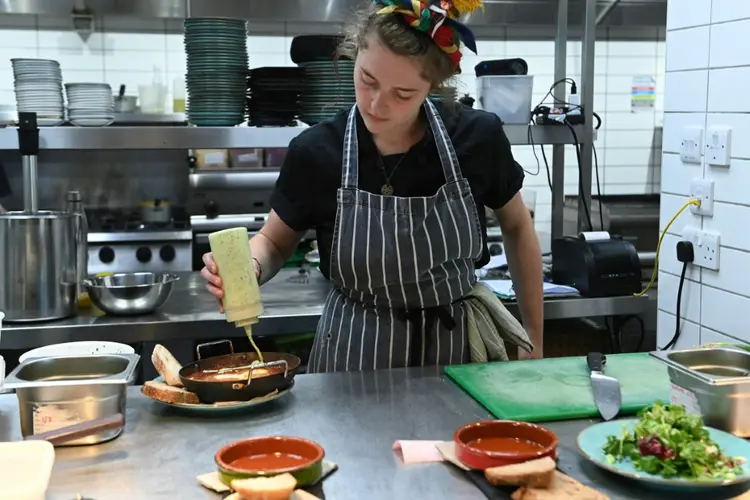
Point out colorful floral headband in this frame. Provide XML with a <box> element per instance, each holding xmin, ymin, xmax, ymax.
<box><xmin>374</xmin><ymin>0</ymin><xmax>482</xmax><ymax>71</ymax></box>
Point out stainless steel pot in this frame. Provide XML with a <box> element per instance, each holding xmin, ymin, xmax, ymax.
<box><xmin>0</xmin><ymin>211</ymin><xmax>78</xmax><ymax>322</ymax></box>
<box><xmin>138</xmin><ymin>198</ymin><xmax>171</xmax><ymax>223</ymax></box>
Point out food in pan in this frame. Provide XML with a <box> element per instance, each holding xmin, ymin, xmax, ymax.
<box><xmin>208</xmin><ymin>227</ymin><xmax>265</xmax><ymax>365</ymax></box>
<box><xmin>602</xmin><ymin>401</ymin><xmax>746</xmax><ymax>481</ymax></box>
<box><xmin>152</xmin><ymin>343</ymin><xmax>183</xmax><ymax>387</ymax></box>
<box><xmin>141</xmin><ymin>380</ymin><xmax>200</xmax><ymax>405</ymax></box>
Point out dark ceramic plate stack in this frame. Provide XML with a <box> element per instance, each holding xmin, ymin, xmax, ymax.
<box><xmin>184</xmin><ymin>17</ymin><xmax>248</xmax><ymax>126</ymax></box>
<box><xmin>298</xmin><ymin>58</ymin><xmax>355</xmax><ymax>125</ymax></box>
<box><xmin>247</xmin><ymin>67</ymin><xmax>305</xmax><ymax>127</ymax></box>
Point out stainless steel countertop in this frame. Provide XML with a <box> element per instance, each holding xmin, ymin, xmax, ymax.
<box><xmin>1</xmin><ymin>269</ymin><xmax>650</xmax><ymax>350</ymax></box>
<box><xmin>0</xmin><ymin>368</ymin><xmax>742</xmax><ymax>500</ymax></box>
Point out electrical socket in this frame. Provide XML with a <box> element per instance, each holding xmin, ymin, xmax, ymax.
<box><xmin>682</xmin><ymin>225</ymin><xmax>721</xmax><ymax>271</ymax></box>
<box><xmin>706</xmin><ymin>126</ymin><xmax>731</xmax><ymax>167</ymax></box>
<box><xmin>680</xmin><ymin>126</ymin><xmax>703</xmax><ymax>164</ymax></box>
<box><xmin>689</xmin><ymin>178</ymin><xmax>714</xmax><ymax>216</ymax></box>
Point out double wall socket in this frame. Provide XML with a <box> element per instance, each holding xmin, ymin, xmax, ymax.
<box><xmin>690</xmin><ymin>178</ymin><xmax>714</xmax><ymax>216</ymax></box>
<box><xmin>682</xmin><ymin>226</ymin><xmax>721</xmax><ymax>271</ymax></box>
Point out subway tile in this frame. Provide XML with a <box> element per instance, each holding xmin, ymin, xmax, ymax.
<box><xmin>700</xmin><ymin>326</ymin><xmax>749</xmax><ymax>347</ymax></box>
<box><xmin>701</xmin><ymin>285</ymin><xmax>750</xmax><ymax>342</ymax></box>
<box><xmin>711</xmin><ymin>0</ymin><xmax>750</xmax><ymax>24</ymax></box>
<box><xmin>661</xmin><ymin>152</ymin><xmax>701</xmax><ymax>197</ymax></box>
<box><xmin>657</xmin><ymin>310</ymin><xmax>700</xmax><ymax>349</ymax></box>
<box><xmin>0</xmin><ymin>29</ymin><xmax>37</xmax><ymax>48</ymax></box>
<box><xmin>665</xmin><ymin>27</ymin><xmax>709</xmax><ymax>71</ymax></box>
<box><xmin>603</xmin><ymin>148</ymin><xmax>658</xmax><ymax>168</ymax></box>
<box><xmin>709</xmin><ymin>20</ymin><xmax>750</xmax><ymax>68</ymax></box>
<box><xmin>664</xmin><ymin>70</ymin><xmax>707</xmax><ymax>113</ymax></box>
<box><xmin>103</xmin><ymin>51</ymin><xmax>167</xmax><ymax>73</ymax></box>
<box><xmin>660</xmin><ymin>192</ymin><xmax>702</xmax><ymax>236</ymax></box>
<box><xmin>601</xmin><ymin>111</ymin><xmax>656</xmax><ymax>130</ymax></box>
<box><xmin>99</xmin><ymin>33</ymin><xmax>167</xmax><ymax>53</ymax></box>
<box><xmin>666</xmin><ymin>0</ymin><xmax>712</xmax><ymax>31</ymax></box>
<box><xmin>707</xmin><ymin>67</ymin><xmax>750</xmax><ymax>112</ymax></box>
<box><xmin>658</xmin><ymin>270</ymin><xmax>701</xmax><ymax>323</ymax></box>
<box><xmin>707</xmin><ymin>158</ymin><xmax>750</xmax><ymax>205</ymax></box>
<box><xmin>702</xmin><ymin>247</ymin><xmax>750</xmax><ymax>299</ymax></box>
<box><xmin>703</xmin><ymin>202</ymin><xmax>750</xmax><ymax>252</ymax></box>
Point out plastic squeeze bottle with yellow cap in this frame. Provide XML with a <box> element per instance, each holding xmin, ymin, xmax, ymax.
<box><xmin>208</xmin><ymin>227</ymin><xmax>264</xmax><ymax>363</ymax></box>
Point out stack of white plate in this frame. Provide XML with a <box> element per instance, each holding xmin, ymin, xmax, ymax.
<box><xmin>65</xmin><ymin>83</ymin><xmax>115</xmax><ymax>127</ymax></box>
<box><xmin>11</xmin><ymin>58</ymin><xmax>64</xmax><ymax>126</ymax></box>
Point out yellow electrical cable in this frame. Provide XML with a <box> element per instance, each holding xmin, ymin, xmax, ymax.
<box><xmin>634</xmin><ymin>198</ymin><xmax>702</xmax><ymax>297</ymax></box>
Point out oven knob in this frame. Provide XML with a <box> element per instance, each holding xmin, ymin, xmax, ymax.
<box><xmin>136</xmin><ymin>247</ymin><xmax>152</xmax><ymax>263</ymax></box>
<box><xmin>160</xmin><ymin>245</ymin><xmax>176</xmax><ymax>262</ymax></box>
<box><xmin>99</xmin><ymin>246</ymin><xmax>115</xmax><ymax>264</ymax></box>
<box><xmin>489</xmin><ymin>243</ymin><xmax>503</xmax><ymax>256</ymax></box>
<box><xmin>205</xmin><ymin>200</ymin><xmax>219</xmax><ymax>218</ymax></box>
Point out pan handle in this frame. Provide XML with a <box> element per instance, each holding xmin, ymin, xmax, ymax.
<box><xmin>239</xmin><ymin>359</ymin><xmax>289</xmax><ymax>389</ymax></box>
<box><xmin>196</xmin><ymin>339</ymin><xmax>234</xmax><ymax>360</ymax></box>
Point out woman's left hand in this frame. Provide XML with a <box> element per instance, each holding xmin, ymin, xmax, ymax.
<box><xmin>517</xmin><ymin>346</ymin><xmax>542</xmax><ymax>360</ymax></box>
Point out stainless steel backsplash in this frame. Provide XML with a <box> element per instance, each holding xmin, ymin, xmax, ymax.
<box><xmin>0</xmin><ymin>149</ymin><xmax>189</xmax><ymax>211</ymax></box>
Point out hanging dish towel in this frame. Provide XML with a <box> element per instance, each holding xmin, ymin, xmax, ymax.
<box><xmin>465</xmin><ymin>281</ymin><xmax>534</xmax><ymax>362</ymax></box>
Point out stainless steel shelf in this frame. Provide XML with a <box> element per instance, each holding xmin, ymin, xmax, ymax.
<box><xmin>0</xmin><ymin>124</ymin><xmax>587</xmax><ymax>151</ymax></box>
<box><xmin>0</xmin><ymin>126</ymin><xmax>303</xmax><ymax>150</ymax></box>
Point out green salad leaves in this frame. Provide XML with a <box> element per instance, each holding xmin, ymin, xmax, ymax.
<box><xmin>602</xmin><ymin>401</ymin><xmax>745</xmax><ymax>481</ymax></box>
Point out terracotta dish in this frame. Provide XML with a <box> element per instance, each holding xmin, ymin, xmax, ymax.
<box><xmin>454</xmin><ymin>420</ymin><xmax>558</xmax><ymax>470</ymax></box>
<box><xmin>215</xmin><ymin>436</ymin><xmax>325</xmax><ymax>487</ymax></box>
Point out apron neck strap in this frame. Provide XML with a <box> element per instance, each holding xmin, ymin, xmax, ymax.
<box><xmin>340</xmin><ymin>101</ymin><xmax>463</xmax><ymax>190</ymax></box>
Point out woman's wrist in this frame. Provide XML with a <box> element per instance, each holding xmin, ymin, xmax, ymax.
<box><xmin>252</xmin><ymin>257</ymin><xmax>263</xmax><ymax>283</ymax></box>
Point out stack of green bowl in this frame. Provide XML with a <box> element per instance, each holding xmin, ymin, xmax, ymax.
<box><xmin>298</xmin><ymin>59</ymin><xmax>355</xmax><ymax>125</ymax></box>
<box><xmin>184</xmin><ymin>18</ymin><xmax>248</xmax><ymax>126</ymax></box>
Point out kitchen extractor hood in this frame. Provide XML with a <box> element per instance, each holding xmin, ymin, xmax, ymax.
<box><xmin>0</xmin><ymin>0</ymin><xmax>666</xmax><ymax>27</ymax></box>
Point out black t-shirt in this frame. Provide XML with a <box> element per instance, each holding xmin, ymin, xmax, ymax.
<box><xmin>270</xmin><ymin>102</ymin><xmax>525</xmax><ymax>279</ymax></box>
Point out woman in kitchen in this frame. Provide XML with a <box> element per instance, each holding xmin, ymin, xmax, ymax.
<box><xmin>201</xmin><ymin>0</ymin><xmax>544</xmax><ymax>372</ymax></box>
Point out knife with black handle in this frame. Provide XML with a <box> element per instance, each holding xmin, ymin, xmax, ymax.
<box><xmin>587</xmin><ymin>352</ymin><xmax>622</xmax><ymax>421</ymax></box>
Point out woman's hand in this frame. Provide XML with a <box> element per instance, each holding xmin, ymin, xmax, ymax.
<box><xmin>200</xmin><ymin>252</ymin><xmax>225</xmax><ymax>313</ymax></box>
<box><xmin>200</xmin><ymin>253</ymin><xmax>261</xmax><ymax>313</ymax></box>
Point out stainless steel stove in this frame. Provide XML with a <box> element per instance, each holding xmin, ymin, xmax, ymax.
<box><xmin>87</xmin><ymin>208</ymin><xmax>193</xmax><ymax>275</ymax></box>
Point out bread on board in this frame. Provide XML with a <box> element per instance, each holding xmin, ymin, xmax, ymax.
<box><xmin>485</xmin><ymin>456</ymin><xmax>556</xmax><ymax>488</ymax></box>
<box><xmin>151</xmin><ymin>344</ymin><xmax>183</xmax><ymax>387</ymax></box>
<box><xmin>231</xmin><ymin>473</ymin><xmax>297</xmax><ymax>500</ymax></box>
<box><xmin>141</xmin><ymin>380</ymin><xmax>200</xmax><ymax>405</ymax></box>
<box><xmin>511</xmin><ymin>471</ymin><xmax>610</xmax><ymax>500</ymax></box>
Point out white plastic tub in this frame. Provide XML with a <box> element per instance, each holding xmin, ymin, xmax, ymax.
<box><xmin>0</xmin><ymin>440</ymin><xmax>55</xmax><ymax>500</ymax></box>
<box><xmin>476</xmin><ymin>75</ymin><xmax>534</xmax><ymax>124</ymax></box>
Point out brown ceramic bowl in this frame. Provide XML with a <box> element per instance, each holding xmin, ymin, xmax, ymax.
<box><xmin>215</xmin><ymin>436</ymin><xmax>325</xmax><ymax>487</ymax></box>
<box><xmin>454</xmin><ymin>420</ymin><xmax>558</xmax><ymax>470</ymax></box>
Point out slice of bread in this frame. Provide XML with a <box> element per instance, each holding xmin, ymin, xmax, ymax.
<box><xmin>141</xmin><ymin>380</ymin><xmax>200</xmax><ymax>405</ymax></box>
<box><xmin>485</xmin><ymin>456</ymin><xmax>556</xmax><ymax>488</ymax></box>
<box><xmin>291</xmin><ymin>491</ymin><xmax>321</xmax><ymax>500</ymax></box>
<box><xmin>231</xmin><ymin>473</ymin><xmax>297</xmax><ymax>500</ymax></box>
<box><xmin>152</xmin><ymin>344</ymin><xmax>183</xmax><ymax>387</ymax></box>
<box><xmin>511</xmin><ymin>471</ymin><xmax>609</xmax><ymax>500</ymax></box>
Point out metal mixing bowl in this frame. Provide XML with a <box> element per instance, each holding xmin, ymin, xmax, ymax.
<box><xmin>82</xmin><ymin>272</ymin><xmax>179</xmax><ymax>316</ymax></box>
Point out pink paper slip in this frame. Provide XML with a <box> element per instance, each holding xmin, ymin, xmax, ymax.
<box><xmin>393</xmin><ymin>440</ymin><xmax>446</xmax><ymax>464</ymax></box>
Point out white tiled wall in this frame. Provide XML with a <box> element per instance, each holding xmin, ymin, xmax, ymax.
<box><xmin>0</xmin><ymin>21</ymin><xmax>665</xmax><ymax>233</ymax></box>
<box><xmin>659</xmin><ymin>0</ymin><xmax>750</xmax><ymax>349</ymax></box>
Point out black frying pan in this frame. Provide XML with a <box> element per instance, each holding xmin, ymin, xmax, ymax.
<box><xmin>179</xmin><ymin>340</ymin><xmax>300</xmax><ymax>404</ymax></box>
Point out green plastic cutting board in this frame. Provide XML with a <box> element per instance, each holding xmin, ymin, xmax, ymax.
<box><xmin>444</xmin><ymin>353</ymin><xmax>671</xmax><ymax>422</ymax></box>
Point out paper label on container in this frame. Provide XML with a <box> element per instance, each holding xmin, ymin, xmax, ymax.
<box><xmin>32</xmin><ymin>404</ymin><xmax>81</xmax><ymax>434</ymax></box>
<box><xmin>669</xmin><ymin>383</ymin><xmax>702</xmax><ymax>415</ymax></box>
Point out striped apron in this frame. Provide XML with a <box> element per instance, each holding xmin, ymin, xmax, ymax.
<box><xmin>307</xmin><ymin>100</ymin><xmax>483</xmax><ymax>373</ymax></box>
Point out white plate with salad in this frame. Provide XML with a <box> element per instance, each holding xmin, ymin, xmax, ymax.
<box><xmin>577</xmin><ymin>401</ymin><xmax>750</xmax><ymax>489</ymax></box>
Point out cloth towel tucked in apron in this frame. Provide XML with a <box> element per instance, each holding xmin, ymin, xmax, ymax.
<box><xmin>465</xmin><ymin>281</ymin><xmax>534</xmax><ymax>362</ymax></box>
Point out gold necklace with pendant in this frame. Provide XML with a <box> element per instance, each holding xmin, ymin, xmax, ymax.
<box><xmin>378</xmin><ymin>153</ymin><xmax>408</xmax><ymax>196</ymax></box>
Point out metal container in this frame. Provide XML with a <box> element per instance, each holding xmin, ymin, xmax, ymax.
<box><xmin>138</xmin><ymin>198</ymin><xmax>172</xmax><ymax>223</ymax></box>
<box><xmin>4</xmin><ymin>353</ymin><xmax>140</xmax><ymax>446</ymax></box>
<box><xmin>650</xmin><ymin>347</ymin><xmax>750</xmax><ymax>437</ymax></box>
<box><xmin>0</xmin><ymin>211</ymin><xmax>78</xmax><ymax>322</ymax></box>
<box><xmin>82</xmin><ymin>272</ymin><xmax>179</xmax><ymax>316</ymax></box>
